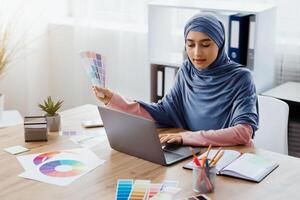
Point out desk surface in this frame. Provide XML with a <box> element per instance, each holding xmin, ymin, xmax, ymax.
<box><xmin>1</xmin><ymin>104</ymin><xmax>300</xmax><ymax>200</ymax></box>
<box><xmin>262</xmin><ymin>81</ymin><xmax>300</xmax><ymax>103</ymax></box>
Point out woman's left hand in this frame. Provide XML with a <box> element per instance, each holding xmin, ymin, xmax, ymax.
<box><xmin>159</xmin><ymin>133</ymin><xmax>182</xmax><ymax>144</ymax></box>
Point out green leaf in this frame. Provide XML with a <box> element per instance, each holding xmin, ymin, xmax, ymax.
<box><xmin>38</xmin><ymin>96</ymin><xmax>64</xmax><ymax>116</ymax></box>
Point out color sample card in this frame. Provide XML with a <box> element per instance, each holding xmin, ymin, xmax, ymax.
<box><xmin>4</xmin><ymin>145</ymin><xmax>29</xmax><ymax>155</ymax></box>
<box><xmin>17</xmin><ymin>148</ymin><xmax>105</xmax><ymax>186</ymax></box>
<box><xmin>116</xmin><ymin>179</ymin><xmax>133</xmax><ymax>200</ymax></box>
<box><xmin>149</xmin><ymin>183</ymin><xmax>163</xmax><ymax>198</ymax></box>
<box><xmin>69</xmin><ymin>131</ymin><xmax>107</xmax><ymax>148</ymax></box>
<box><xmin>60</xmin><ymin>130</ymin><xmax>83</xmax><ymax>136</ymax></box>
<box><xmin>128</xmin><ymin>180</ymin><xmax>151</xmax><ymax>200</ymax></box>
<box><xmin>115</xmin><ymin>179</ymin><xmax>180</xmax><ymax>200</ymax></box>
<box><xmin>80</xmin><ymin>51</ymin><xmax>106</xmax><ymax>88</ymax></box>
<box><xmin>161</xmin><ymin>180</ymin><xmax>179</xmax><ymax>191</ymax></box>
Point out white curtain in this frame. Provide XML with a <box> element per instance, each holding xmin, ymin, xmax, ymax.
<box><xmin>62</xmin><ymin>0</ymin><xmax>153</xmax><ymax>105</ymax></box>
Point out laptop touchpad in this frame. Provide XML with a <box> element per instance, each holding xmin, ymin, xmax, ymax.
<box><xmin>163</xmin><ymin>144</ymin><xmax>191</xmax><ymax>155</ymax></box>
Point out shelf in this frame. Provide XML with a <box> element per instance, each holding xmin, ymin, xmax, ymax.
<box><xmin>150</xmin><ymin>52</ymin><xmax>183</xmax><ymax>67</ymax></box>
<box><xmin>149</xmin><ymin>0</ymin><xmax>277</xmax><ymax>101</ymax></box>
<box><xmin>149</xmin><ymin>0</ymin><xmax>275</xmax><ymax>14</ymax></box>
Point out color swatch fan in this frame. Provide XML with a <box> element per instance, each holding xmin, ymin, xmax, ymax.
<box><xmin>80</xmin><ymin>51</ymin><xmax>106</xmax><ymax>88</ymax></box>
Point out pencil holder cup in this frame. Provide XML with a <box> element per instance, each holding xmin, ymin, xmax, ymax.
<box><xmin>192</xmin><ymin>165</ymin><xmax>217</xmax><ymax>193</ymax></box>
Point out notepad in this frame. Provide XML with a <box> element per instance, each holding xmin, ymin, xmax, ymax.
<box><xmin>4</xmin><ymin>145</ymin><xmax>29</xmax><ymax>155</ymax></box>
<box><xmin>183</xmin><ymin>149</ymin><xmax>279</xmax><ymax>182</ymax></box>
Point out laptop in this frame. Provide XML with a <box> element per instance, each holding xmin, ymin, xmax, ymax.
<box><xmin>98</xmin><ymin>106</ymin><xmax>199</xmax><ymax>166</ymax></box>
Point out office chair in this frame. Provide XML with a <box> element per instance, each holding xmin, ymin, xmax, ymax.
<box><xmin>253</xmin><ymin>95</ymin><xmax>289</xmax><ymax>154</ymax></box>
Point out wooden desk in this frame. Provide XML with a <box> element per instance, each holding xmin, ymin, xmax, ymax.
<box><xmin>1</xmin><ymin>104</ymin><xmax>300</xmax><ymax>200</ymax></box>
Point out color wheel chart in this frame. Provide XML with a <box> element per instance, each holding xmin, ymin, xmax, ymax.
<box><xmin>18</xmin><ymin>148</ymin><xmax>105</xmax><ymax>186</ymax></box>
<box><xmin>80</xmin><ymin>51</ymin><xmax>106</xmax><ymax>88</ymax></box>
<box><xmin>39</xmin><ymin>160</ymin><xmax>85</xmax><ymax>177</ymax></box>
<box><xmin>33</xmin><ymin>151</ymin><xmax>60</xmax><ymax>165</ymax></box>
<box><xmin>32</xmin><ymin>151</ymin><xmax>86</xmax><ymax>178</ymax></box>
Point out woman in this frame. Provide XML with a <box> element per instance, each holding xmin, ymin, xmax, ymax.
<box><xmin>93</xmin><ymin>12</ymin><xmax>259</xmax><ymax>147</ymax></box>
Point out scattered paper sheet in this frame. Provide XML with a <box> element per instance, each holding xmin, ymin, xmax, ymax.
<box><xmin>17</xmin><ymin>148</ymin><xmax>105</xmax><ymax>186</ymax></box>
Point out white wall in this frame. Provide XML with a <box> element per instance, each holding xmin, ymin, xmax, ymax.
<box><xmin>47</xmin><ymin>21</ymin><xmax>149</xmax><ymax>110</ymax></box>
<box><xmin>0</xmin><ymin>0</ymin><xmax>69</xmax><ymax>115</ymax></box>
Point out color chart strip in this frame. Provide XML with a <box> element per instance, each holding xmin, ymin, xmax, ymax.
<box><xmin>116</xmin><ymin>179</ymin><xmax>133</xmax><ymax>200</ymax></box>
<box><xmin>128</xmin><ymin>180</ymin><xmax>151</xmax><ymax>200</ymax></box>
<box><xmin>148</xmin><ymin>183</ymin><xmax>162</xmax><ymax>198</ymax></box>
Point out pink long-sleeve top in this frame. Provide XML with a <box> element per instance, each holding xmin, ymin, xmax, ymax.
<box><xmin>107</xmin><ymin>93</ymin><xmax>254</xmax><ymax>147</ymax></box>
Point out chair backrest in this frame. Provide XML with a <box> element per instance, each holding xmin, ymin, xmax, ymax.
<box><xmin>254</xmin><ymin>95</ymin><xmax>289</xmax><ymax>154</ymax></box>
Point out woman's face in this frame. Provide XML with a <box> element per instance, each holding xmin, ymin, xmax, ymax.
<box><xmin>186</xmin><ymin>31</ymin><xmax>219</xmax><ymax>69</ymax></box>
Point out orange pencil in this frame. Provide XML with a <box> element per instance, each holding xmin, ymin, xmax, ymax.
<box><xmin>206</xmin><ymin>144</ymin><xmax>212</xmax><ymax>158</ymax></box>
<box><xmin>201</xmin><ymin>156</ymin><xmax>207</xmax><ymax>167</ymax></box>
<box><xmin>210</xmin><ymin>150</ymin><xmax>224</xmax><ymax>166</ymax></box>
<box><xmin>209</xmin><ymin>147</ymin><xmax>222</xmax><ymax>166</ymax></box>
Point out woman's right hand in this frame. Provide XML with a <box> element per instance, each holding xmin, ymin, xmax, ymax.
<box><xmin>93</xmin><ymin>86</ymin><xmax>113</xmax><ymax>105</ymax></box>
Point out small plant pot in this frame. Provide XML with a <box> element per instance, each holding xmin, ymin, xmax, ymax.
<box><xmin>46</xmin><ymin>114</ymin><xmax>61</xmax><ymax>132</ymax></box>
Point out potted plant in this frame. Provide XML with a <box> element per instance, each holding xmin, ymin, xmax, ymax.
<box><xmin>38</xmin><ymin>96</ymin><xmax>64</xmax><ymax>132</ymax></box>
<box><xmin>0</xmin><ymin>26</ymin><xmax>21</xmax><ymax>120</ymax></box>
<box><xmin>0</xmin><ymin>28</ymin><xmax>10</xmax><ymax>120</ymax></box>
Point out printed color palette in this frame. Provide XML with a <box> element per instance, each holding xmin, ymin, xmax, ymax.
<box><xmin>116</xmin><ymin>179</ymin><xmax>133</xmax><ymax>200</ymax></box>
<box><xmin>149</xmin><ymin>183</ymin><xmax>163</xmax><ymax>198</ymax></box>
<box><xmin>115</xmin><ymin>179</ymin><xmax>180</xmax><ymax>200</ymax></box>
<box><xmin>39</xmin><ymin>159</ymin><xmax>85</xmax><ymax>177</ymax></box>
<box><xmin>33</xmin><ymin>151</ymin><xmax>60</xmax><ymax>165</ymax></box>
<box><xmin>128</xmin><ymin>180</ymin><xmax>151</xmax><ymax>200</ymax></box>
<box><xmin>80</xmin><ymin>51</ymin><xmax>106</xmax><ymax>88</ymax></box>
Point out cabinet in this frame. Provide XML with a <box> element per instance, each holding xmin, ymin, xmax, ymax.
<box><xmin>148</xmin><ymin>0</ymin><xmax>276</xmax><ymax>102</ymax></box>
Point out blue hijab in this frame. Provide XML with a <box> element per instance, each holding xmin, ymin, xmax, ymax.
<box><xmin>138</xmin><ymin>13</ymin><xmax>259</xmax><ymax>135</ymax></box>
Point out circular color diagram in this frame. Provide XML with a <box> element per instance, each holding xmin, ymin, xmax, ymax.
<box><xmin>39</xmin><ymin>160</ymin><xmax>85</xmax><ymax>177</ymax></box>
<box><xmin>33</xmin><ymin>151</ymin><xmax>61</xmax><ymax>165</ymax></box>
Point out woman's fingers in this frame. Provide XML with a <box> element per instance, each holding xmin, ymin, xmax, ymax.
<box><xmin>92</xmin><ymin>86</ymin><xmax>113</xmax><ymax>105</ymax></box>
<box><xmin>93</xmin><ymin>87</ymin><xmax>105</xmax><ymax>99</ymax></box>
<box><xmin>159</xmin><ymin>133</ymin><xmax>182</xmax><ymax>144</ymax></box>
<box><xmin>158</xmin><ymin>134</ymin><xmax>167</xmax><ymax>139</ymax></box>
<box><xmin>94</xmin><ymin>86</ymin><xmax>108</xmax><ymax>94</ymax></box>
<box><xmin>167</xmin><ymin>137</ymin><xmax>179</xmax><ymax>144</ymax></box>
<box><xmin>160</xmin><ymin>135</ymin><xmax>171</xmax><ymax>144</ymax></box>
<box><xmin>159</xmin><ymin>134</ymin><xmax>180</xmax><ymax>144</ymax></box>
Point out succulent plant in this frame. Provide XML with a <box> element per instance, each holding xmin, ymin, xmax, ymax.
<box><xmin>38</xmin><ymin>96</ymin><xmax>63</xmax><ymax>116</ymax></box>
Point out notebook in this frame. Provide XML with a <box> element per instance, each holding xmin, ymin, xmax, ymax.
<box><xmin>183</xmin><ymin>149</ymin><xmax>279</xmax><ymax>182</ymax></box>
